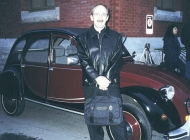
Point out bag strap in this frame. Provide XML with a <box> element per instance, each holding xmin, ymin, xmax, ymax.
<box><xmin>109</xmin><ymin>112</ymin><xmax>114</xmax><ymax>123</ymax></box>
<box><xmin>90</xmin><ymin>112</ymin><xmax>94</xmax><ymax>123</ymax></box>
<box><xmin>92</xmin><ymin>88</ymin><xmax>110</xmax><ymax>98</ymax></box>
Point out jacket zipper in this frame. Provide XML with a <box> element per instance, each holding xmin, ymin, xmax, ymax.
<box><xmin>98</xmin><ymin>33</ymin><xmax>105</xmax><ymax>75</ymax></box>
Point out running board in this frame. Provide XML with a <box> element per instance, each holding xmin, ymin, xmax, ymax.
<box><xmin>24</xmin><ymin>98</ymin><xmax>84</xmax><ymax>116</ymax></box>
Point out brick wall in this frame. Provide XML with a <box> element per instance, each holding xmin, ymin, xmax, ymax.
<box><xmin>0</xmin><ymin>0</ymin><xmax>190</xmax><ymax>38</ymax></box>
<box><xmin>19</xmin><ymin>0</ymin><xmax>107</xmax><ymax>34</ymax></box>
<box><xmin>0</xmin><ymin>0</ymin><xmax>21</xmax><ymax>37</ymax></box>
<box><xmin>181</xmin><ymin>0</ymin><xmax>190</xmax><ymax>22</ymax></box>
<box><xmin>0</xmin><ymin>0</ymin><xmax>190</xmax><ymax>71</ymax></box>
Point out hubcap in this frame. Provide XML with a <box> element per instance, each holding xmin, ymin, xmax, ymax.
<box><xmin>2</xmin><ymin>95</ymin><xmax>17</xmax><ymax>115</ymax></box>
<box><xmin>123</xmin><ymin>111</ymin><xmax>141</xmax><ymax>140</ymax></box>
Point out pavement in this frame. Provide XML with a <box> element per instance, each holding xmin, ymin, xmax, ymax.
<box><xmin>0</xmin><ymin>100</ymin><xmax>189</xmax><ymax>140</ymax></box>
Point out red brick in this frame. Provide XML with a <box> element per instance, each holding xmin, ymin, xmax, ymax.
<box><xmin>0</xmin><ymin>0</ymin><xmax>189</xmax><ymax>38</ymax></box>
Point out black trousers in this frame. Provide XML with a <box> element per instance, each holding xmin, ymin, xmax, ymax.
<box><xmin>87</xmin><ymin>120</ymin><xmax>128</xmax><ymax>140</ymax></box>
<box><xmin>83</xmin><ymin>86</ymin><xmax>128</xmax><ymax>140</ymax></box>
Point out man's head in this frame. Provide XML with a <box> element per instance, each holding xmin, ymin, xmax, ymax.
<box><xmin>90</xmin><ymin>4</ymin><xmax>109</xmax><ymax>32</ymax></box>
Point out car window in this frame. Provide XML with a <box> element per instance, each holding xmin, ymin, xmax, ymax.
<box><xmin>25</xmin><ymin>38</ymin><xmax>49</xmax><ymax>63</ymax></box>
<box><xmin>8</xmin><ymin>39</ymin><xmax>26</xmax><ymax>62</ymax></box>
<box><xmin>60</xmin><ymin>39</ymin><xmax>71</xmax><ymax>48</ymax></box>
<box><xmin>14</xmin><ymin>39</ymin><xmax>26</xmax><ymax>51</ymax></box>
<box><xmin>52</xmin><ymin>36</ymin><xmax>79</xmax><ymax>65</ymax></box>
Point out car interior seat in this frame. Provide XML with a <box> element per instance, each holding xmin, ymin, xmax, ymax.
<box><xmin>66</xmin><ymin>45</ymin><xmax>77</xmax><ymax>55</ymax></box>
<box><xmin>53</xmin><ymin>46</ymin><xmax>67</xmax><ymax>64</ymax></box>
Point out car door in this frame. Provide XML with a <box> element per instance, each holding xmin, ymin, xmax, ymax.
<box><xmin>22</xmin><ymin>33</ymin><xmax>50</xmax><ymax>98</ymax></box>
<box><xmin>47</xmin><ymin>34</ymin><xmax>84</xmax><ymax>103</ymax></box>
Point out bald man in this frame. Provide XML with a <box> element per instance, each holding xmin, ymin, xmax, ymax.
<box><xmin>78</xmin><ymin>4</ymin><xmax>128</xmax><ymax>140</ymax></box>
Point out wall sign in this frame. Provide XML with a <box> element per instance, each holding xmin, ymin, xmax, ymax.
<box><xmin>146</xmin><ymin>15</ymin><xmax>153</xmax><ymax>34</ymax></box>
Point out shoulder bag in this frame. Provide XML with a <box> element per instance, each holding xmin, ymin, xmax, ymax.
<box><xmin>84</xmin><ymin>88</ymin><xmax>123</xmax><ymax>125</ymax></box>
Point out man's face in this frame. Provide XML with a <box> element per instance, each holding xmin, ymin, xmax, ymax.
<box><xmin>90</xmin><ymin>5</ymin><xmax>109</xmax><ymax>32</ymax></box>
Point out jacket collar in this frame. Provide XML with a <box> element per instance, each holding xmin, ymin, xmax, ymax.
<box><xmin>89</xmin><ymin>25</ymin><xmax>111</xmax><ymax>38</ymax></box>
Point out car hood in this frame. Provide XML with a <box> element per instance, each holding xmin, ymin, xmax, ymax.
<box><xmin>121</xmin><ymin>63</ymin><xmax>190</xmax><ymax>125</ymax></box>
<box><xmin>120</xmin><ymin>63</ymin><xmax>190</xmax><ymax>96</ymax></box>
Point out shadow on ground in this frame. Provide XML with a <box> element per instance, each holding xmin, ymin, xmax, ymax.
<box><xmin>0</xmin><ymin>133</ymin><xmax>42</xmax><ymax>140</ymax></box>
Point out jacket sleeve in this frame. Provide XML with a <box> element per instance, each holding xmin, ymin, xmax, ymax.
<box><xmin>181</xmin><ymin>22</ymin><xmax>190</xmax><ymax>46</ymax></box>
<box><xmin>181</xmin><ymin>24</ymin><xmax>186</xmax><ymax>46</ymax></box>
<box><xmin>105</xmin><ymin>35</ymin><xmax>123</xmax><ymax>82</ymax></box>
<box><xmin>77</xmin><ymin>36</ymin><xmax>99</xmax><ymax>84</ymax></box>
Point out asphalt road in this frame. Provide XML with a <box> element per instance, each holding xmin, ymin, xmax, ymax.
<box><xmin>0</xmin><ymin>101</ymin><xmax>189</xmax><ymax>140</ymax></box>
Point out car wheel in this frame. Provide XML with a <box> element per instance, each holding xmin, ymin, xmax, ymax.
<box><xmin>1</xmin><ymin>94</ymin><xmax>25</xmax><ymax>116</ymax></box>
<box><xmin>106</xmin><ymin>103</ymin><xmax>152</xmax><ymax>140</ymax></box>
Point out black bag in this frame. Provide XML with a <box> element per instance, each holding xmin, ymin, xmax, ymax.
<box><xmin>84</xmin><ymin>89</ymin><xmax>123</xmax><ymax>125</ymax></box>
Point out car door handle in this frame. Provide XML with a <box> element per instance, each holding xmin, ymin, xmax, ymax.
<box><xmin>21</xmin><ymin>64</ymin><xmax>25</xmax><ymax>68</ymax></box>
<box><xmin>49</xmin><ymin>67</ymin><xmax>53</xmax><ymax>71</ymax></box>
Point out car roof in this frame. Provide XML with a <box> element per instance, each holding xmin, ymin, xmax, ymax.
<box><xmin>21</xmin><ymin>27</ymin><xmax>89</xmax><ymax>37</ymax></box>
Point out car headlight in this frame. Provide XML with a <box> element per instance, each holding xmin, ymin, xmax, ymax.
<box><xmin>159</xmin><ymin>85</ymin><xmax>175</xmax><ymax>101</ymax></box>
<box><xmin>185</xmin><ymin>99</ymin><xmax>190</xmax><ymax>115</ymax></box>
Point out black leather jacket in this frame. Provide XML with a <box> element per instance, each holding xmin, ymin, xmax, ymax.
<box><xmin>181</xmin><ymin>21</ymin><xmax>190</xmax><ymax>61</ymax></box>
<box><xmin>78</xmin><ymin>25</ymin><xmax>123</xmax><ymax>87</ymax></box>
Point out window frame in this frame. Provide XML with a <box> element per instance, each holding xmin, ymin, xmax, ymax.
<box><xmin>156</xmin><ymin>0</ymin><xmax>175</xmax><ymax>11</ymax></box>
<box><xmin>29</xmin><ymin>0</ymin><xmax>55</xmax><ymax>11</ymax></box>
<box><xmin>24</xmin><ymin>35</ymin><xmax>50</xmax><ymax>64</ymax></box>
<box><xmin>52</xmin><ymin>34</ymin><xmax>79</xmax><ymax>65</ymax></box>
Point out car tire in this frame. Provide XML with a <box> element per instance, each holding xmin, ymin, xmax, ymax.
<box><xmin>106</xmin><ymin>103</ymin><xmax>152</xmax><ymax>140</ymax></box>
<box><xmin>1</xmin><ymin>94</ymin><xmax>25</xmax><ymax>116</ymax></box>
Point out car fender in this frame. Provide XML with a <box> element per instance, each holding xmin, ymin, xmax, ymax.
<box><xmin>120</xmin><ymin>86</ymin><xmax>181</xmax><ymax>133</ymax></box>
<box><xmin>0</xmin><ymin>68</ymin><xmax>23</xmax><ymax>99</ymax></box>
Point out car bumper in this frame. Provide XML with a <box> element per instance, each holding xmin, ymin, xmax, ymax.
<box><xmin>164</xmin><ymin>115</ymin><xmax>190</xmax><ymax>140</ymax></box>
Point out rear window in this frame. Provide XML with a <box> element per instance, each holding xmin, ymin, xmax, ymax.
<box><xmin>8</xmin><ymin>39</ymin><xmax>26</xmax><ymax>62</ymax></box>
<box><xmin>25</xmin><ymin>38</ymin><xmax>49</xmax><ymax>63</ymax></box>
<box><xmin>14</xmin><ymin>40</ymin><xmax>26</xmax><ymax>51</ymax></box>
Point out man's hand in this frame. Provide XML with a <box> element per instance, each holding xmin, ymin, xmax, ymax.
<box><xmin>95</xmin><ymin>76</ymin><xmax>110</xmax><ymax>90</ymax></box>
